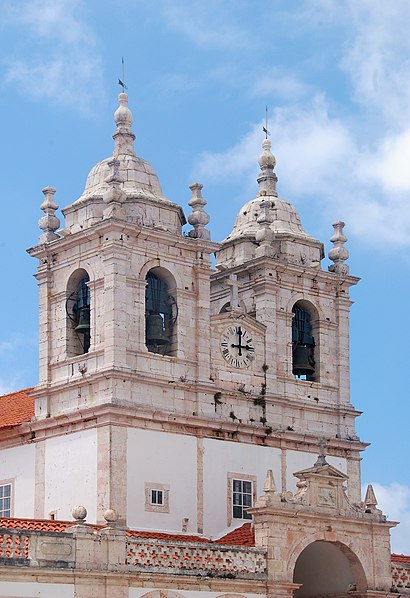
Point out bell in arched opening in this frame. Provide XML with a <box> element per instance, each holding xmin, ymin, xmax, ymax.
<box><xmin>292</xmin><ymin>304</ymin><xmax>315</xmax><ymax>379</ymax></box>
<box><xmin>66</xmin><ymin>275</ymin><xmax>91</xmax><ymax>354</ymax></box>
<box><xmin>145</xmin><ymin>271</ymin><xmax>177</xmax><ymax>354</ymax></box>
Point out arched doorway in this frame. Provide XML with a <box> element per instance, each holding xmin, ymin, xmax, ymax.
<box><xmin>293</xmin><ymin>541</ymin><xmax>367</xmax><ymax>597</ymax></box>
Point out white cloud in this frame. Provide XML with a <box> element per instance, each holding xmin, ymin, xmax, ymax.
<box><xmin>364</xmin><ymin>482</ymin><xmax>410</xmax><ymax>554</ymax></box>
<box><xmin>2</xmin><ymin>0</ymin><xmax>104</xmax><ymax>113</ymax></box>
<box><xmin>339</xmin><ymin>0</ymin><xmax>410</xmax><ymax>129</ymax></box>
<box><xmin>251</xmin><ymin>67</ymin><xmax>312</xmax><ymax>102</ymax></box>
<box><xmin>161</xmin><ymin>0</ymin><xmax>252</xmax><ymax>50</ymax></box>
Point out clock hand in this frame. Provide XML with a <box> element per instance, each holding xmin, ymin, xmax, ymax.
<box><xmin>231</xmin><ymin>326</ymin><xmax>245</xmax><ymax>356</ymax></box>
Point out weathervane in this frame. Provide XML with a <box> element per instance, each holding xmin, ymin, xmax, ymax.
<box><xmin>262</xmin><ymin>105</ymin><xmax>270</xmax><ymax>139</ymax></box>
<box><xmin>118</xmin><ymin>57</ymin><xmax>128</xmax><ymax>92</ymax></box>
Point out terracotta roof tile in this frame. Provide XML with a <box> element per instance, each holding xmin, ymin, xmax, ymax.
<box><xmin>0</xmin><ymin>516</ymin><xmax>73</xmax><ymax>532</ymax></box>
<box><xmin>0</xmin><ymin>388</ymin><xmax>35</xmax><ymax>428</ymax></box>
<box><xmin>0</xmin><ymin>517</ymin><xmax>205</xmax><ymax>542</ymax></box>
<box><xmin>213</xmin><ymin>523</ymin><xmax>255</xmax><ymax>546</ymax></box>
<box><xmin>392</xmin><ymin>554</ymin><xmax>410</xmax><ymax>565</ymax></box>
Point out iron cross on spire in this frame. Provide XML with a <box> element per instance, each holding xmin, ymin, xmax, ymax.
<box><xmin>118</xmin><ymin>57</ymin><xmax>128</xmax><ymax>92</ymax></box>
<box><xmin>262</xmin><ymin>105</ymin><xmax>270</xmax><ymax>139</ymax></box>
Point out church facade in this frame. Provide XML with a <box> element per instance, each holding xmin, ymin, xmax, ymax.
<box><xmin>0</xmin><ymin>92</ymin><xmax>407</xmax><ymax>597</ymax></box>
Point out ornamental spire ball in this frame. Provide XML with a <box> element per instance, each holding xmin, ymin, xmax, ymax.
<box><xmin>257</xmin><ymin>138</ymin><xmax>278</xmax><ymax>197</ymax></box>
<box><xmin>113</xmin><ymin>92</ymin><xmax>136</xmax><ymax>157</ymax></box>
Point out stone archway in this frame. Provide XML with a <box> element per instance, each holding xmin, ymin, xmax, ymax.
<box><xmin>293</xmin><ymin>540</ymin><xmax>367</xmax><ymax>597</ymax></box>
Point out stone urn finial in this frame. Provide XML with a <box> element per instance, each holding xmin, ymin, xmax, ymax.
<box><xmin>188</xmin><ymin>182</ymin><xmax>210</xmax><ymax>240</ymax></box>
<box><xmin>328</xmin><ymin>221</ymin><xmax>349</xmax><ymax>275</ymax></box>
<box><xmin>38</xmin><ymin>186</ymin><xmax>60</xmax><ymax>243</ymax></box>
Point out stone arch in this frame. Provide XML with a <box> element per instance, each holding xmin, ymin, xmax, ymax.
<box><xmin>139</xmin><ymin>258</ymin><xmax>181</xmax><ymax>289</ymax></box>
<box><xmin>218</xmin><ymin>299</ymin><xmax>247</xmax><ymax>314</ymax></box>
<box><xmin>289</xmin><ymin>296</ymin><xmax>321</xmax><ymax>382</ymax></box>
<box><xmin>144</xmin><ymin>265</ymin><xmax>178</xmax><ymax>356</ymax></box>
<box><xmin>286</xmin><ymin>293</ymin><xmax>323</xmax><ymax>319</ymax></box>
<box><xmin>66</xmin><ymin>267</ymin><xmax>91</xmax><ymax>357</ymax></box>
<box><xmin>140</xmin><ymin>591</ymin><xmax>186</xmax><ymax>598</ymax></box>
<box><xmin>216</xmin><ymin>594</ymin><xmax>248</xmax><ymax>598</ymax></box>
<box><xmin>288</xmin><ymin>535</ymin><xmax>368</xmax><ymax>597</ymax></box>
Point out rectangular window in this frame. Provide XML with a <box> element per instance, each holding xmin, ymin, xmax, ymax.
<box><xmin>151</xmin><ymin>489</ymin><xmax>164</xmax><ymax>505</ymax></box>
<box><xmin>145</xmin><ymin>482</ymin><xmax>170</xmax><ymax>513</ymax></box>
<box><xmin>0</xmin><ymin>483</ymin><xmax>12</xmax><ymax>517</ymax></box>
<box><xmin>232</xmin><ymin>479</ymin><xmax>253</xmax><ymax>520</ymax></box>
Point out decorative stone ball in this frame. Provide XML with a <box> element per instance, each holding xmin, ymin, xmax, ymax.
<box><xmin>103</xmin><ymin>508</ymin><xmax>119</xmax><ymax>523</ymax></box>
<box><xmin>72</xmin><ymin>506</ymin><xmax>87</xmax><ymax>521</ymax></box>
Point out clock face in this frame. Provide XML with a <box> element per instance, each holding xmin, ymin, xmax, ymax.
<box><xmin>220</xmin><ymin>325</ymin><xmax>255</xmax><ymax>368</ymax></box>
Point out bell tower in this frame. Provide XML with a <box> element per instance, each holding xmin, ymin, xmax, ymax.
<box><xmin>209</xmin><ymin>137</ymin><xmax>363</xmax><ymax>502</ymax></box>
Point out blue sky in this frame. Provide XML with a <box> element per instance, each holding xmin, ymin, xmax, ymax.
<box><xmin>1</xmin><ymin>0</ymin><xmax>409</xmax><ymax>552</ymax></box>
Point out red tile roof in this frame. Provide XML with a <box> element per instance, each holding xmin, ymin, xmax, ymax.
<box><xmin>0</xmin><ymin>388</ymin><xmax>35</xmax><ymax>429</ymax></box>
<box><xmin>0</xmin><ymin>517</ymin><xmax>205</xmax><ymax>542</ymax></box>
<box><xmin>213</xmin><ymin>523</ymin><xmax>255</xmax><ymax>546</ymax></box>
<box><xmin>392</xmin><ymin>554</ymin><xmax>410</xmax><ymax>565</ymax></box>
<box><xmin>0</xmin><ymin>516</ymin><xmax>72</xmax><ymax>533</ymax></box>
<box><xmin>0</xmin><ymin>517</ymin><xmax>254</xmax><ymax>545</ymax></box>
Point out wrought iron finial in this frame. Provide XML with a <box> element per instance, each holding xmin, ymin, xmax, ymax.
<box><xmin>262</xmin><ymin>105</ymin><xmax>270</xmax><ymax>139</ymax></box>
<box><xmin>118</xmin><ymin>57</ymin><xmax>128</xmax><ymax>92</ymax></box>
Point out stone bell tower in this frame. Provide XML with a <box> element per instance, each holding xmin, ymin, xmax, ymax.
<box><xmin>209</xmin><ymin>136</ymin><xmax>363</xmax><ymax>502</ymax></box>
<box><xmin>28</xmin><ymin>92</ymin><xmax>217</xmax><ymax>421</ymax></box>
<box><xmin>27</xmin><ymin>93</ymin><xmax>218</xmax><ymax>525</ymax></box>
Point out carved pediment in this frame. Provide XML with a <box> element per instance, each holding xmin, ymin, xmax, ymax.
<box><xmin>286</xmin><ymin>462</ymin><xmax>351</xmax><ymax>512</ymax></box>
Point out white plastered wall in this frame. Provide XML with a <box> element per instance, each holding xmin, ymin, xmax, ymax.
<box><xmin>0</xmin><ymin>582</ymin><xmax>74</xmax><ymax>597</ymax></box>
<box><xmin>127</xmin><ymin>428</ymin><xmax>197</xmax><ymax>533</ymax></box>
<box><xmin>202</xmin><ymin>438</ymin><xmax>281</xmax><ymax>538</ymax></box>
<box><xmin>44</xmin><ymin>428</ymin><xmax>97</xmax><ymax>521</ymax></box>
<box><xmin>0</xmin><ymin>444</ymin><xmax>35</xmax><ymax>518</ymax></box>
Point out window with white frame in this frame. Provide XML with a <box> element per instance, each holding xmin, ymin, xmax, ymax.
<box><xmin>145</xmin><ymin>482</ymin><xmax>170</xmax><ymax>513</ymax></box>
<box><xmin>150</xmin><ymin>489</ymin><xmax>164</xmax><ymax>506</ymax></box>
<box><xmin>227</xmin><ymin>473</ymin><xmax>256</xmax><ymax>526</ymax></box>
<box><xmin>0</xmin><ymin>483</ymin><xmax>12</xmax><ymax>517</ymax></box>
<box><xmin>232</xmin><ymin>479</ymin><xmax>253</xmax><ymax>519</ymax></box>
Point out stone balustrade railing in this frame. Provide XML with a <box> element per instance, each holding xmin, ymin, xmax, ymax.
<box><xmin>392</xmin><ymin>559</ymin><xmax>410</xmax><ymax>593</ymax></box>
<box><xmin>126</xmin><ymin>538</ymin><xmax>266</xmax><ymax>578</ymax></box>
<box><xmin>0</xmin><ymin>526</ymin><xmax>266</xmax><ymax>580</ymax></box>
<box><xmin>0</xmin><ymin>531</ymin><xmax>30</xmax><ymax>561</ymax></box>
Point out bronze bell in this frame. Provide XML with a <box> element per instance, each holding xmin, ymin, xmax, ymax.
<box><xmin>75</xmin><ymin>306</ymin><xmax>91</xmax><ymax>334</ymax></box>
<box><xmin>146</xmin><ymin>313</ymin><xmax>169</xmax><ymax>346</ymax></box>
<box><xmin>292</xmin><ymin>344</ymin><xmax>315</xmax><ymax>377</ymax></box>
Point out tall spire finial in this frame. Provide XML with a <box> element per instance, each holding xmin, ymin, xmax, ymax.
<box><xmin>257</xmin><ymin>135</ymin><xmax>277</xmax><ymax>197</ymax></box>
<box><xmin>113</xmin><ymin>86</ymin><xmax>135</xmax><ymax>157</ymax></box>
<box><xmin>118</xmin><ymin>57</ymin><xmax>128</xmax><ymax>93</ymax></box>
<box><xmin>263</xmin><ymin>105</ymin><xmax>270</xmax><ymax>139</ymax></box>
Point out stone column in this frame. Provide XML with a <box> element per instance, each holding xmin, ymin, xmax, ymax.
<box><xmin>97</xmin><ymin>424</ymin><xmax>128</xmax><ymax>525</ymax></box>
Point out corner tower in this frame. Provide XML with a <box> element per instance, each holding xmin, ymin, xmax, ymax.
<box><xmin>210</xmin><ymin>137</ymin><xmax>363</xmax><ymax>502</ymax></box>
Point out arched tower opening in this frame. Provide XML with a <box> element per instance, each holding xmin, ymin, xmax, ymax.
<box><xmin>292</xmin><ymin>300</ymin><xmax>319</xmax><ymax>381</ymax></box>
<box><xmin>65</xmin><ymin>268</ymin><xmax>91</xmax><ymax>357</ymax></box>
<box><xmin>145</xmin><ymin>267</ymin><xmax>178</xmax><ymax>356</ymax></box>
<box><xmin>293</xmin><ymin>540</ymin><xmax>367</xmax><ymax>597</ymax></box>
